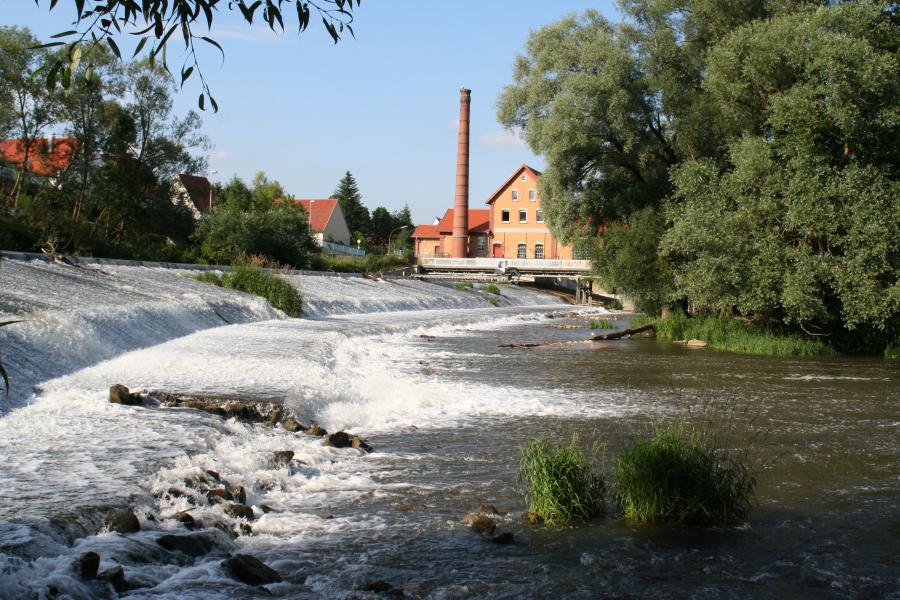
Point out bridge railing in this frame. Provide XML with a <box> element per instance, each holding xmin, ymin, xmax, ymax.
<box><xmin>418</xmin><ymin>257</ymin><xmax>591</xmax><ymax>272</ymax></box>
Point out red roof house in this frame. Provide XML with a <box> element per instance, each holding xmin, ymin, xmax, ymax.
<box><xmin>0</xmin><ymin>137</ymin><xmax>78</xmax><ymax>177</ymax></box>
<box><xmin>292</xmin><ymin>198</ymin><xmax>352</xmax><ymax>246</ymax></box>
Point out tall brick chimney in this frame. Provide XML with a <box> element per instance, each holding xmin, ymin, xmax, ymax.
<box><xmin>451</xmin><ymin>87</ymin><xmax>471</xmax><ymax>259</ymax></box>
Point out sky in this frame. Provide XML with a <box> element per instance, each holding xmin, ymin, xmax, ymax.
<box><xmin>1</xmin><ymin>1</ymin><xmax>620</xmax><ymax>224</ymax></box>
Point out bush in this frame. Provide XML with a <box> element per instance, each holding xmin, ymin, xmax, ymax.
<box><xmin>453</xmin><ymin>281</ymin><xmax>473</xmax><ymax>291</ymax></box>
<box><xmin>588</xmin><ymin>318</ymin><xmax>616</xmax><ymax>329</ymax></box>
<box><xmin>321</xmin><ymin>254</ymin><xmax>411</xmax><ymax>273</ymax></box>
<box><xmin>481</xmin><ymin>284</ymin><xmax>502</xmax><ymax>295</ymax></box>
<box><xmin>220</xmin><ymin>264</ymin><xmax>301</xmax><ymax>317</ymax></box>
<box><xmin>191</xmin><ymin>271</ymin><xmax>223</xmax><ymax>286</ymax></box>
<box><xmin>615</xmin><ymin>424</ymin><xmax>755</xmax><ymax>525</ymax></box>
<box><xmin>519</xmin><ymin>438</ymin><xmax>605</xmax><ymax>526</ymax></box>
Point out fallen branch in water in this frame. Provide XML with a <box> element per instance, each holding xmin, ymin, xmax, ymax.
<box><xmin>590</xmin><ymin>322</ymin><xmax>656</xmax><ymax>341</ymax></box>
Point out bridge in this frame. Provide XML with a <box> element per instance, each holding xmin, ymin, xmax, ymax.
<box><xmin>412</xmin><ymin>258</ymin><xmax>604</xmax><ymax>305</ymax></box>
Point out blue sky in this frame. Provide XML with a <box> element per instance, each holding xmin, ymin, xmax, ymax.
<box><xmin>2</xmin><ymin>1</ymin><xmax>619</xmax><ymax>223</ymax></box>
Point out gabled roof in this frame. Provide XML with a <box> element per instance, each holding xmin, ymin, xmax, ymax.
<box><xmin>177</xmin><ymin>174</ymin><xmax>213</xmax><ymax>212</ymax></box>
<box><xmin>411</xmin><ymin>224</ymin><xmax>441</xmax><ymax>238</ymax></box>
<box><xmin>485</xmin><ymin>164</ymin><xmax>542</xmax><ymax>205</ymax></box>
<box><xmin>0</xmin><ymin>137</ymin><xmax>79</xmax><ymax>176</ymax></box>
<box><xmin>293</xmin><ymin>198</ymin><xmax>338</xmax><ymax>232</ymax></box>
<box><xmin>435</xmin><ymin>208</ymin><xmax>491</xmax><ymax>234</ymax></box>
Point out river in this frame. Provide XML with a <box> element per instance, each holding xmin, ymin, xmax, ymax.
<box><xmin>0</xmin><ymin>258</ymin><xmax>897</xmax><ymax>599</ymax></box>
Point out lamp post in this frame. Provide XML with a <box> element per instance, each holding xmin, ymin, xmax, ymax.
<box><xmin>387</xmin><ymin>225</ymin><xmax>408</xmax><ymax>257</ymax></box>
<box><xmin>208</xmin><ymin>170</ymin><xmax>218</xmax><ymax>210</ymax></box>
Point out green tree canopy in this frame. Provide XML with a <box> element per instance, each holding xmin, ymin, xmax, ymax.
<box><xmin>332</xmin><ymin>170</ymin><xmax>370</xmax><ymax>235</ymax></box>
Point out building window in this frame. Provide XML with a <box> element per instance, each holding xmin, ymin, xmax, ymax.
<box><xmin>536</xmin><ymin>209</ymin><xmax>544</xmax><ymax>223</ymax></box>
<box><xmin>517</xmin><ymin>243</ymin><xmax>527</xmax><ymax>258</ymax></box>
<box><xmin>521</xmin><ymin>174</ymin><xmax>527</xmax><ymax>181</ymax></box>
<box><xmin>535</xmin><ymin>243</ymin><xmax>544</xmax><ymax>259</ymax></box>
<box><xmin>501</xmin><ymin>209</ymin><xmax>510</xmax><ymax>223</ymax></box>
<box><xmin>529</xmin><ymin>189</ymin><xmax>536</xmax><ymax>202</ymax></box>
<box><xmin>519</xmin><ymin>209</ymin><xmax>527</xmax><ymax>223</ymax></box>
<box><xmin>476</xmin><ymin>236</ymin><xmax>486</xmax><ymax>255</ymax></box>
<box><xmin>511</xmin><ymin>189</ymin><xmax>518</xmax><ymax>202</ymax></box>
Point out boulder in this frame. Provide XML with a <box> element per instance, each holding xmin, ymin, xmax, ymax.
<box><xmin>324</xmin><ymin>431</ymin><xmax>353</xmax><ymax>448</ymax></box>
<box><xmin>259</xmin><ymin>504</ymin><xmax>274</xmax><ymax>514</ymax></box>
<box><xmin>109</xmin><ymin>384</ymin><xmax>141</xmax><ymax>406</ymax></box>
<box><xmin>269</xmin><ymin>450</ymin><xmax>294</xmax><ymax>468</ymax></box>
<box><xmin>360</xmin><ymin>580</ymin><xmax>403</xmax><ymax>596</ymax></box>
<box><xmin>686</xmin><ymin>339</ymin><xmax>708</xmax><ymax>348</ymax></box>
<box><xmin>224</xmin><ymin>503</ymin><xmax>255</xmax><ymax>521</ymax></box>
<box><xmin>104</xmin><ymin>509</ymin><xmax>140</xmax><ymax>534</ymax></box>
<box><xmin>78</xmin><ymin>552</ymin><xmax>100</xmax><ymax>580</ymax></box>
<box><xmin>282</xmin><ymin>417</ymin><xmax>304</xmax><ymax>432</ymax></box>
<box><xmin>491</xmin><ymin>532</ymin><xmax>515</xmax><ymax>545</ymax></box>
<box><xmin>157</xmin><ymin>533</ymin><xmax>214</xmax><ymax>557</ymax></box>
<box><xmin>305</xmin><ymin>424</ymin><xmax>327</xmax><ymax>437</ymax></box>
<box><xmin>97</xmin><ymin>565</ymin><xmax>126</xmax><ymax>592</ymax></box>
<box><xmin>206</xmin><ymin>488</ymin><xmax>234</xmax><ymax>503</ymax></box>
<box><xmin>523</xmin><ymin>511</ymin><xmax>544</xmax><ymax>526</ymax></box>
<box><xmin>235</xmin><ymin>485</ymin><xmax>247</xmax><ymax>505</ymax></box>
<box><xmin>351</xmin><ymin>436</ymin><xmax>373</xmax><ymax>453</ymax></box>
<box><xmin>475</xmin><ymin>504</ymin><xmax>499</xmax><ymax>515</ymax></box>
<box><xmin>221</xmin><ymin>554</ymin><xmax>282</xmax><ymax>586</ymax></box>
<box><xmin>173</xmin><ymin>511</ymin><xmax>197</xmax><ymax>530</ymax></box>
<box><xmin>267</xmin><ymin>409</ymin><xmax>282</xmax><ymax>426</ymax></box>
<box><xmin>461</xmin><ymin>513</ymin><xmax>496</xmax><ymax>535</ymax></box>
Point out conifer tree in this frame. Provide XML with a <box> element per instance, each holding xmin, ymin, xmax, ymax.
<box><xmin>332</xmin><ymin>171</ymin><xmax>370</xmax><ymax>236</ymax></box>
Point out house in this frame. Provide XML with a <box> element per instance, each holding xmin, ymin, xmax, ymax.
<box><xmin>0</xmin><ymin>137</ymin><xmax>78</xmax><ymax>185</ymax></box>
<box><xmin>412</xmin><ymin>164</ymin><xmax>574</xmax><ymax>260</ymax></box>
<box><xmin>292</xmin><ymin>198</ymin><xmax>353</xmax><ymax>249</ymax></box>
<box><xmin>172</xmin><ymin>173</ymin><xmax>215</xmax><ymax>219</ymax></box>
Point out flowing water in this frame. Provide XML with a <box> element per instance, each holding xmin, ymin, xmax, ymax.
<box><xmin>0</xmin><ymin>258</ymin><xmax>897</xmax><ymax>599</ymax></box>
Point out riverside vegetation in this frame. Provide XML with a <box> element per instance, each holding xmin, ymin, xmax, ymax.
<box><xmin>191</xmin><ymin>262</ymin><xmax>301</xmax><ymax>317</ymax></box>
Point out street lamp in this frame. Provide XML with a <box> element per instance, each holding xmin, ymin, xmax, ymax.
<box><xmin>387</xmin><ymin>225</ymin><xmax>409</xmax><ymax>257</ymax></box>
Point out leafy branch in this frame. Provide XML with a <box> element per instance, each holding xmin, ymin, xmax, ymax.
<box><xmin>33</xmin><ymin>0</ymin><xmax>360</xmax><ymax>111</ymax></box>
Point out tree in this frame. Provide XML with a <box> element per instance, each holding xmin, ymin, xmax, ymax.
<box><xmin>0</xmin><ymin>26</ymin><xmax>63</xmax><ymax>208</ymax></box>
<box><xmin>332</xmin><ymin>171</ymin><xmax>370</xmax><ymax>235</ymax></box>
<box><xmin>250</xmin><ymin>171</ymin><xmax>289</xmax><ymax>211</ymax></box>
<box><xmin>216</xmin><ymin>175</ymin><xmax>254</xmax><ymax>211</ymax></box>
<box><xmin>36</xmin><ymin>0</ymin><xmax>361</xmax><ymax>111</ymax></box>
<box><xmin>369</xmin><ymin>206</ymin><xmax>395</xmax><ymax>247</ymax></box>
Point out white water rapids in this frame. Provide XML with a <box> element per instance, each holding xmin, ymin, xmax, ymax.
<box><xmin>0</xmin><ymin>258</ymin><xmax>614</xmax><ymax>598</ymax></box>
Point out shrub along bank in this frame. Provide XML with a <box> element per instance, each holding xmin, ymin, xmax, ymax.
<box><xmin>191</xmin><ymin>264</ymin><xmax>301</xmax><ymax>317</ymax></box>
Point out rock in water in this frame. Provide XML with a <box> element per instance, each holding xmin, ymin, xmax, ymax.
<box><xmin>173</xmin><ymin>511</ymin><xmax>196</xmax><ymax>530</ymax></box>
<box><xmin>269</xmin><ymin>450</ymin><xmax>294</xmax><ymax>468</ymax></box>
<box><xmin>97</xmin><ymin>565</ymin><xmax>126</xmax><ymax>592</ymax></box>
<box><xmin>206</xmin><ymin>488</ymin><xmax>234</xmax><ymax>503</ymax></box>
<box><xmin>109</xmin><ymin>384</ymin><xmax>141</xmax><ymax>405</ymax></box>
<box><xmin>104</xmin><ymin>509</ymin><xmax>140</xmax><ymax>534</ymax></box>
<box><xmin>224</xmin><ymin>503</ymin><xmax>254</xmax><ymax>521</ymax></box>
<box><xmin>687</xmin><ymin>339</ymin><xmax>708</xmax><ymax>348</ymax></box>
<box><xmin>461</xmin><ymin>513</ymin><xmax>496</xmax><ymax>535</ymax></box>
<box><xmin>351</xmin><ymin>436</ymin><xmax>373</xmax><ymax>453</ymax></box>
<box><xmin>324</xmin><ymin>431</ymin><xmax>352</xmax><ymax>448</ymax></box>
<box><xmin>476</xmin><ymin>504</ymin><xmax>500</xmax><ymax>515</ymax></box>
<box><xmin>305</xmin><ymin>424</ymin><xmax>327</xmax><ymax>436</ymax></box>
<box><xmin>491</xmin><ymin>532</ymin><xmax>515</xmax><ymax>544</ymax></box>
<box><xmin>78</xmin><ymin>552</ymin><xmax>100</xmax><ymax>580</ymax></box>
<box><xmin>157</xmin><ymin>534</ymin><xmax>214</xmax><ymax>557</ymax></box>
<box><xmin>221</xmin><ymin>554</ymin><xmax>282</xmax><ymax>586</ymax></box>
<box><xmin>523</xmin><ymin>511</ymin><xmax>544</xmax><ymax>526</ymax></box>
<box><xmin>282</xmin><ymin>417</ymin><xmax>304</xmax><ymax>432</ymax></box>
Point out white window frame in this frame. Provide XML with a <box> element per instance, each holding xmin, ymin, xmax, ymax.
<box><xmin>517</xmin><ymin>243</ymin><xmax>527</xmax><ymax>258</ymax></box>
<box><xmin>511</xmin><ymin>189</ymin><xmax>519</xmax><ymax>202</ymax></box>
<box><xmin>529</xmin><ymin>189</ymin><xmax>536</xmax><ymax>202</ymax></box>
<box><xmin>536</xmin><ymin>209</ymin><xmax>544</xmax><ymax>223</ymax></box>
<box><xmin>501</xmin><ymin>209</ymin><xmax>510</xmax><ymax>223</ymax></box>
<box><xmin>535</xmin><ymin>243</ymin><xmax>544</xmax><ymax>259</ymax></box>
<box><xmin>519</xmin><ymin>209</ymin><xmax>527</xmax><ymax>223</ymax></box>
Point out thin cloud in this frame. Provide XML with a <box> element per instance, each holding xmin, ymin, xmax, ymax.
<box><xmin>479</xmin><ymin>129</ymin><xmax>526</xmax><ymax>148</ymax></box>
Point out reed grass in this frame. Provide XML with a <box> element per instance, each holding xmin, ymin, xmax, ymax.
<box><xmin>321</xmin><ymin>254</ymin><xmax>411</xmax><ymax>273</ymax></box>
<box><xmin>519</xmin><ymin>438</ymin><xmax>605</xmax><ymax>525</ymax></box>
<box><xmin>191</xmin><ymin>271</ymin><xmax>223</xmax><ymax>286</ymax></box>
<box><xmin>588</xmin><ymin>318</ymin><xmax>616</xmax><ymax>330</ymax></box>
<box><xmin>615</xmin><ymin>423</ymin><xmax>756</xmax><ymax>525</ymax></box>
<box><xmin>192</xmin><ymin>260</ymin><xmax>301</xmax><ymax>317</ymax></box>
<box><xmin>481</xmin><ymin>284</ymin><xmax>502</xmax><ymax>295</ymax></box>
<box><xmin>453</xmin><ymin>281</ymin><xmax>473</xmax><ymax>291</ymax></box>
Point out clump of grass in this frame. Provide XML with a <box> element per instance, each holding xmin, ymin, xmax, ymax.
<box><xmin>481</xmin><ymin>283</ymin><xmax>501</xmax><ymax>295</ymax></box>
<box><xmin>588</xmin><ymin>318</ymin><xmax>616</xmax><ymax>330</ymax></box>
<box><xmin>453</xmin><ymin>281</ymin><xmax>473</xmax><ymax>291</ymax></box>
<box><xmin>615</xmin><ymin>424</ymin><xmax>756</xmax><ymax>525</ymax></box>
<box><xmin>487</xmin><ymin>296</ymin><xmax>500</xmax><ymax>307</ymax></box>
<box><xmin>221</xmin><ymin>264</ymin><xmax>301</xmax><ymax>317</ymax></box>
<box><xmin>321</xmin><ymin>254</ymin><xmax>411</xmax><ymax>273</ymax></box>
<box><xmin>644</xmin><ymin>314</ymin><xmax>833</xmax><ymax>356</ymax></box>
<box><xmin>191</xmin><ymin>271</ymin><xmax>223</xmax><ymax>286</ymax></box>
<box><xmin>519</xmin><ymin>438</ymin><xmax>605</xmax><ymax>526</ymax></box>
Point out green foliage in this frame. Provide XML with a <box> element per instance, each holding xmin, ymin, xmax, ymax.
<box><xmin>0</xmin><ymin>320</ymin><xmax>24</xmax><ymax>398</ymax></box>
<box><xmin>615</xmin><ymin>424</ymin><xmax>756</xmax><ymax>526</ymax></box>
<box><xmin>193</xmin><ymin>202</ymin><xmax>319</xmax><ymax>268</ymax></box>
<box><xmin>486</xmin><ymin>296</ymin><xmax>500</xmax><ymax>307</ymax></box>
<box><xmin>453</xmin><ymin>281</ymin><xmax>473</xmax><ymax>291</ymax></box>
<box><xmin>191</xmin><ymin>271</ymin><xmax>222</xmax><ymax>286</ymax></box>
<box><xmin>217</xmin><ymin>263</ymin><xmax>301</xmax><ymax>317</ymax></box>
<box><xmin>519</xmin><ymin>438</ymin><xmax>605</xmax><ymax>526</ymax></box>
<box><xmin>653</xmin><ymin>314</ymin><xmax>834</xmax><ymax>357</ymax></box>
<box><xmin>594</xmin><ymin>207</ymin><xmax>674</xmax><ymax>314</ymax></box>
<box><xmin>481</xmin><ymin>284</ymin><xmax>501</xmax><ymax>295</ymax></box>
<box><xmin>588</xmin><ymin>318</ymin><xmax>615</xmax><ymax>330</ymax></box>
<box><xmin>320</xmin><ymin>254</ymin><xmax>411</xmax><ymax>274</ymax></box>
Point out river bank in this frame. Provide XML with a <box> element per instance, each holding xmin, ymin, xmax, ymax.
<box><xmin>0</xmin><ymin>257</ymin><xmax>897</xmax><ymax>598</ymax></box>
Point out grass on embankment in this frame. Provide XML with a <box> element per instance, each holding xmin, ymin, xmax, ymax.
<box><xmin>632</xmin><ymin>313</ymin><xmax>834</xmax><ymax>356</ymax></box>
<box><xmin>588</xmin><ymin>318</ymin><xmax>616</xmax><ymax>330</ymax></box>
<box><xmin>321</xmin><ymin>254</ymin><xmax>411</xmax><ymax>273</ymax></box>
<box><xmin>191</xmin><ymin>264</ymin><xmax>302</xmax><ymax>317</ymax></box>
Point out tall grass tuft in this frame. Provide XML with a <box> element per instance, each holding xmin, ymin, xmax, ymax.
<box><xmin>589</xmin><ymin>318</ymin><xmax>616</xmax><ymax>329</ymax></box>
<box><xmin>221</xmin><ymin>264</ymin><xmax>301</xmax><ymax>317</ymax></box>
<box><xmin>615</xmin><ymin>423</ymin><xmax>756</xmax><ymax>525</ymax></box>
<box><xmin>321</xmin><ymin>254</ymin><xmax>411</xmax><ymax>273</ymax></box>
<box><xmin>453</xmin><ymin>281</ymin><xmax>474</xmax><ymax>291</ymax></box>
<box><xmin>191</xmin><ymin>271</ymin><xmax>223</xmax><ymax>286</ymax></box>
<box><xmin>519</xmin><ymin>438</ymin><xmax>605</xmax><ymax>525</ymax></box>
<box><xmin>481</xmin><ymin>284</ymin><xmax>502</xmax><ymax>295</ymax></box>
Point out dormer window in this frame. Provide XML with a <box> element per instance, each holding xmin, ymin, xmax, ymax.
<box><xmin>511</xmin><ymin>189</ymin><xmax>519</xmax><ymax>202</ymax></box>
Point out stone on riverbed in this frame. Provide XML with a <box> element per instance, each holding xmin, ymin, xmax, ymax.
<box><xmin>461</xmin><ymin>513</ymin><xmax>496</xmax><ymax>535</ymax></box>
<box><xmin>78</xmin><ymin>552</ymin><xmax>100</xmax><ymax>580</ymax></box>
<box><xmin>523</xmin><ymin>511</ymin><xmax>544</xmax><ymax>526</ymax></box>
<box><xmin>269</xmin><ymin>450</ymin><xmax>294</xmax><ymax>468</ymax></box>
<box><xmin>109</xmin><ymin>384</ymin><xmax>142</xmax><ymax>406</ymax></box>
<box><xmin>324</xmin><ymin>431</ymin><xmax>373</xmax><ymax>452</ymax></box>
<box><xmin>305</xmin><ymin>424</ymin><xmax>327</xmax><ymax>436</ymax></box>
<box><xmin>174</xmin><ymin>511</ymin><xmax>197</xmax><ymax>530</ymax></box>
<box><xmin>97</xmin><ymin>565</ymin><xmax>126</xmax><ymax>592</ymax></box>
<box><xmin>157</xmin><ymin>533</ymin><xmax>215</xmax><ymax>557</ymax></box>
<box><xmin>221</xmin><ymin>554</ymin><xmax>282</xmax><ymax>586</ymax></box>
<box><xmin>206</xmin><ymin>488</ymin><xmax>234</xmax><ymax>503</ymax></box>
<box><xmin>224</xmin><ymin>503</ymin><xmax>255</xmax><ymax>521</ymax></box>
<box><xmin>104</xmin><ymin>509</ymin><xmax>140</xmax><ymax>534</ymax></box>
